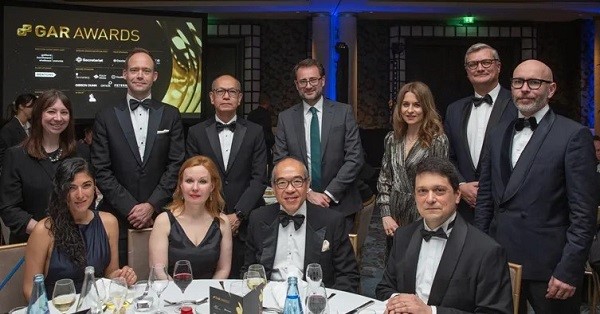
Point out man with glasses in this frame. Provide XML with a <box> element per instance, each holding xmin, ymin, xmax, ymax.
<box><xmin>475</xmin><ymin>59</ymin><xmax>598</xmax><ymax>313</ymax></box>
<box><xmin>244</xmin><ymin>157</ymin><xmax>359</xmax><ymax>292</ymax></box>
<box><xmin>186</xmin><ymin>74</ymin><xmax>267</xmax><ymax>278</ymax></box>
<box><xmin>444</xmin><ymin>43</ymin><xmax>517</xmax><ymax>223</ymax></box>
<box><xmin>274</xmin><ymin>58</ymin><xmax>364</xmax><ymax>234</ymax></box>
<box><xmin>91</xmin><ymin>47</ymin><xmax>185</xmax><ymax>266</ymax></box>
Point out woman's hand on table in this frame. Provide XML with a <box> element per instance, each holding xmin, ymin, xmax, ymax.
<box><xmin>109</xmin><ymin>266</ymin><xmax>137</xmax><ymax>285</ymax></box>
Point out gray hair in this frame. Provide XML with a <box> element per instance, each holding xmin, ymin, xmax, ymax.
<box><xmin>271</xmin><ymin>156</ymin><xmax>310</xmax><ymax>184</ymax></box>
<box><xmin>464</xmin><ymin>43</ymin><xmax>500</xmax><ymax>64</ymax></box>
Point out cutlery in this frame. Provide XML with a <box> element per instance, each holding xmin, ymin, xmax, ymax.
<box><xmin>344</xmin><ymin>300</ymin><xmax>375</xmax><ymax>314</ymax></box>
<box><xmin>163</xmin><ymin>297</ymin><xmax>208</xmax><ymax>306</ymax></box>
<box><xmin>327</xmin><ymin>292</ymin><xmax>336</xmax><ymax>300</ymax></box>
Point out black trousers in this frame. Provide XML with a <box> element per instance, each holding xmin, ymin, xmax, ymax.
<box><xmin>518</xmin><ymin>279</ymin><xmax>581</xmax><ymax>314</ymax></box>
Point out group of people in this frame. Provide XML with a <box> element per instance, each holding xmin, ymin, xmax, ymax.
<box><xmin>0</xmin><ymin>42</ymin><xmax>598</xmax><ymax>314</ymax></box>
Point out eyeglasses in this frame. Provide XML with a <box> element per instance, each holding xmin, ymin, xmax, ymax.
<box><xmin>274</xmin><ymin>177</ymin><xmax>307</xmax><ymax>190</ymax></box>
<box><xmin>212</xmin><ymin>88</ymin><xmax>241</xmax><ymax>98</ymax></box>
<box><xmin>510</xmin><ymin>78</ymin><xmax>553</xmax><ymax>90</ymax></box>
<box><xmin>127</xmin><ymin>67</ymin><xmax>155</xmax><ymax>75</ymax></box>
<box><xmin>296</xmin><ymin>77</ymin><xmax>322</xmax><ymax>88</ymax></box>
<box><xmin>464</xmin><ymin>59</ymin><xmax>498</xmax><ymax>70</ymax></box>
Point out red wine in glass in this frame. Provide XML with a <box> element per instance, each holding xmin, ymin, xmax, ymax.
<box><xmin>173</xmin><ymin>260</ymin><xmax>193</xmax><ymax>294</ymax></box>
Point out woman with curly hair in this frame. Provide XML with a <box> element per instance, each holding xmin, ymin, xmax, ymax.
<box><xmin>149</xmin><ymin>155</ymin><xmax>233</xmax><ymax>279</ymax></box>
<box><xmin>23</xmin><ymin>158</ymin><xmax>136</xmax><ymax>299</ymax></box>
<box><xmin>377</xmin><ymin>81</ymin><xmax>449</xmax><ymax>256</ymax></box>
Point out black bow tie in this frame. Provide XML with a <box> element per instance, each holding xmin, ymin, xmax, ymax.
<box><xmin>514</xmin><ymin>117</ymin><xmax>538</xmax><ymax>131</ymax></box>
<box><xmin>472</xmin><ymin>94</ymin><xmax>493</xmax><ymax>107</ymax></box>
<box><xmin>420</xmin><ymin>219</ymin><xmax>455</xmax><ymax>242</ymax></box>
<box><xmin>129</xmin><ymin>99</ymin><xmax>150</xmax><ymax>111</ymax></box>
<box><xmin>278</xmin><ymin>211</ymin><xmax>305</xmax><ymax>230</ymax></box>
<box><xmin>216</xmin><ymin>121</ymin><xmax>236</xmax><ymax>132</ymax></box>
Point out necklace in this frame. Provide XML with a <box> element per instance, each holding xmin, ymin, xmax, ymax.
<box><xmin>47</xmin><ymin>148</ymin><xmax>63</xmax><ymax>163</ymax></box>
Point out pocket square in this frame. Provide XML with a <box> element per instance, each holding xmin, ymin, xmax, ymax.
<box><xmin>157</xmin><ymin>129</ymin><xmax>170</xmax><ymax>134</ymax></box>
<box><xmin>321</xmin><ymin>240</ymin><xmax>330</xmax><ymax>252</ymax></box>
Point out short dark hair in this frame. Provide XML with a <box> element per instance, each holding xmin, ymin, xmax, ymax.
<box><xmin>124</xmin><ymin>47</ymin><xmax>157</xmax><ymax>70</ymax></box>
<box><xmin>415</xmin><ymin>157</ymin><xmax>460</xmax><ymax>191</ymax></box>
<box><xmin>293</xmin><ymin>58</ymin><xmax>325</xmax><ymax>78</ymax></box>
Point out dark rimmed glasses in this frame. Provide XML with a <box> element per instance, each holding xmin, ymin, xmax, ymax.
<box><xmin>464</xmin><ymin>59</ymin><xmax>498</xmax><ymax>70</ymax></box>
<box><xmin>212</xmin><ymin>88</ymin><xmax>241</xmax><ymax>98</ymax></box>
<box><xmin>274</xmin><ymin>177</ymin><xmax>307</xmax><ymax>189</ymax></box>
<box><xmin>510</xmin><ymin>78</ymin><xmax>553</xmax><ymax>90</ymax></box>
<box><xmin>296</xmin><ymin>77</ymin><xmax>322</xmax><ymax>88</ymax></box>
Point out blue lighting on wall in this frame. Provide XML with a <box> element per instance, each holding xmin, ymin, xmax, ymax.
<box><xmin>327</xmin><ymin>12</ymin><xmax>339</xmax><ymax>101</ymax></box>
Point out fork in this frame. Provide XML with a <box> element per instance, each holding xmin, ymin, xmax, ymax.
<box><xmin>163</xmin><ymin>297</ymin><xmax>208</xmax><ymax>306</ymax></box>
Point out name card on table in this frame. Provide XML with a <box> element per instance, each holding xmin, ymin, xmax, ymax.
<box><xmin>209</xmin><ymin>283</ymin><xmax>264</xmax><ymax>314</ymax></box>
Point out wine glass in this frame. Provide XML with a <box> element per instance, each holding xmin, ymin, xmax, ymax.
<box><xmin>173</xmin><ymin>260</ymin><xmax>193</xmax><ymax>299</ymax></box>
<box><xmin>149</xmin><ymin>263</ymin><xmax>170</xmax><ymax>313</ymax></box>
<box><xmin>244</xmin><ymin>270</ymin><xmax>265</xmax><ymax>291</ymax></box>
<box><xmin>305</xmin><ymin>283</ymin><xmax>328</xmax><ymax>314</ymax></box>
<box><xmin>108</xmin><ymin>277</ymin><xmax>128</xmax><ymax>314</ymax></box>
<box><xmin>306</xmin><ymin>263</ymin><xmax>323</xmax><ymax>287</ymax></box>
<box><xmin>52</xmin><ymin>279</ymin><xmax>76</xmax><ymax>313</ymax></box>
<box><xmin>247</xmin><ymin>264</ymin><xmax>267</xmax><ymax>283</ymax></box>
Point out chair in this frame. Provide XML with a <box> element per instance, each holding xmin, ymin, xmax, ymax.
<box><xmin>351</xmin><ymin>195</ymin><xmax>375</xmax><ymax>262</ymax></box>
<box><xmin>0</xmin><ymin>217</ymin><xmax>10</xmax><ymax>245</ymax></box>
<box><xmin>127</xmin><ymin>228</ymin><xmax>152</xmax><ymax>281</ymax></box>
<box><xmin>586</xmin><ymin>264</ymin><xmax>600</xmax><ymax>314</ymax></box>
<box><xmin>0</xmin><ymin>243</ymin><xmax>27</xmax><ymax>313</ymax></box>
<box><xmin>348</xmin><ymin>234</ymin><xmax>358</xmax><ymax>258</ymax></box>
<box><xmin>508</xmin><ymin>262</ymin><xmax>522</xmax><ymax>314</ymax></box>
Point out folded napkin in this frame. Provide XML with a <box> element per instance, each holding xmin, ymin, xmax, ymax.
<box><xmin>263</xmin><ymin>279</ymin><xmax>308</xmax><ymax>310</ymax></box>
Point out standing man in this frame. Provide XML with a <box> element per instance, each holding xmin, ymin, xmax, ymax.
<box><xmin>92</xmin><ymin>47</ymin><xmax>185</xmax><ymax>266</ymax></box>
<box><xmin>186</xmin><ymin>74</ymin><xmax>267</xmax><ymax>278</ymax></box>
<box><xmin>247</xmin><ymin>92</ymin><xmax>275</xmax><ymax>176</ymax></box>
<box><xmin>274</xmin><ymin>58</ymin><xmax>364</xmax><ymax>233</ymax></box>
<box><xmin>444</xmin><ymin>43</ymin><xmax>517</xmax><ymax>223</ymax></box>
<box><xmin>475</xmin><ymin>59</ymin><xmax>598</xmax><ymax>313</ymax></box>
<box><xmin>244</xmin><ymin>157</ymin><xmax>359</xmax><ymax>292</ymax></box>
<box><xmin>377</xmin><ymin>157</ymin><xmax>512</xmax><ymax>313</ymax></box>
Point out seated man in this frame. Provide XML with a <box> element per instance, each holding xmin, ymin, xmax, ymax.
<box><xmin>376</xmin><ymin>156</ymin><xmax>512</xmax><ymax>313</ymax></box>
<box><xmin>244</xmin><ymin>157</ymin><xmax>359</xmax><ymax>292</ymax></box>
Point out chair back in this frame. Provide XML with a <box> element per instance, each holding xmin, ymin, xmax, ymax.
<box><xmin>351</xmin><ymin>195</ymin><xmax>375</xmax><ymax>262</ymax></box>
<box><xmin>0</xmin><ymin>217</ymin><xmax>10</xmax><ymax>245</ymax></box>
<box><xmin>348</xmin><ymin>234</ymin><xmax>358</xmax><ymax>258</ymax></box>
<box><xmin>508</xmin><ymin>262</ymin><xmax>522</xmax><ymax>314</ymax></box>
<box><xmin>127</xmin><ymin>228</ymin><xmax>152</xmax><ymax>281</ymax></box>
<box><xmin>0</xmin><ymin>243</ymin><xmax>27</xmax><ymax>313</ymax></box>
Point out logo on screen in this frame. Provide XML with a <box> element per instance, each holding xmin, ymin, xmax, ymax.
<box><xmin>17</xmin><ymin>24</ymin><xmax>33</xmax><ymax>36</ymax></box>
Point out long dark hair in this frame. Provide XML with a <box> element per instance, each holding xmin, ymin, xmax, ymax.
<box><xmin>2</xmin><ymin>93</ymin><xmax>36</xmax><ymax>126</ymax></box>
<box><xmin>46</xmin><ymin>157</ymin><xmax>93</xmax><ymax>268</ymax></box>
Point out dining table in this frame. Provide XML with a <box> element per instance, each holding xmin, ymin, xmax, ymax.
<box><xmin>17</xmin><ymin>279</ymin><xmax>386</xmax><ymax>314</ymax></box>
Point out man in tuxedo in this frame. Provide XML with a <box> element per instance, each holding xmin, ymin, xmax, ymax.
<box><xmin>376</xmin><ymin>156</ymin><xmax>512</xmax><ymax>314</ymax></box>
<box><xmin>274</xmin><ymin>58</ymin><xmax>364</xmax><ymax>233</ymax></box>
<box><xmin>186</xmin><ymin>74</ymin><xmax>267</xmax><ymax>278</ymax></box>
<box><xmin>444</xmin><ymin>43</ymin><xmax>517</xmax><ymax>223</ymax></box>
<box><xmin>475</xmin><ymin>60</ymin><xmax>598</xmax><ymax>313</ymax></box>
<box><xmin>91</xmin><ymin>47</ymin><xmax>185</xmax><ymax>266</ymax></box>
<box><xmin>244</xmin><ymin>157</ymin><xmax>359</xmax><ymax>292</ymax></box>
<box><xmin>247</xmin><ymin>92</ymin><xmax>275</xmax><ymax>176</ymax></box>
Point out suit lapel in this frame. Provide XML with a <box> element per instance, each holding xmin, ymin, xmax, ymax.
<box><xmin>227</xmin><ymin>119</ymin><xmax>247</xmax><ymax>173</ymax></box>
<box><xmin>141</xmin><ymin>101</ymin><xmax>164</xmax><ymax>167</ymax></box>
<box><xmin>294</xmin><ymin>105</ymin><xmax>308</xmax><ymax>164</ymax></box>
<box><xmin>401</xmin><ymin>225</ymin><xmax>423</xmax><ymax>294</ymax></box>
<box><xmin>428</xmin><ymin>215</ymin><xmax>468</xmax><ymax>305</ymax></box>
<box><xmin>259</xmin><ymin>208</ymin><xmax>280</xmax><ymax>273</ymax></box>
<box><xmin>498</xmin><ymin>121</ymin><xmax>514</xmax><ymax>196</ymax></box>
<box><xmin>114</xmin><ymin>103</ymin><xmax>142</xmax><ymax>165</ymax></box>
<box><xmin>503</xmin><ymin>110</ymin><xmax>555</xmax><ymax>202</ymax></box>
<box><xmin>320</xmin><ymin>101</ymin><xmax>333</xmax><ymax>160</ymax></box>
<box><xmin>206</xmin><ymin>118</ymin><xmax>226</xmax><ymax>173</ymax></box>
<box><xmin>304</xmin><ymin>205</ymin><xmax>326</xmax><ymax>270</ymax></box>
<box><xmin>459</xmin><ymin>100</ymin><xmax>477</xmax><ymax>172</ymax></box>
<box><xmin>485</xmin><ymin>88</ymin><xmax>510</xmax><ymax>138</ymax></box>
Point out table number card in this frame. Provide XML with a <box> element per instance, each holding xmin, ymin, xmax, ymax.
<box><xmin>209</xmin><ymin>284</ymin><xmax>264</xmax><ymax>314</ymax></box>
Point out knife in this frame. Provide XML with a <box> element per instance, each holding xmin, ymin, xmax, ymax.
<box><xmin>344</xmin><ymin>300</ymin><xmax>375</xmax><ymax>314</ymax></box>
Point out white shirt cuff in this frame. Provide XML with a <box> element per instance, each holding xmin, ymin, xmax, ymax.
<box><xmin>431</xmin><ymin>305</ymin><xmax>437</xmax><ymax>314</ymax></box>
<box><xmin>324</xmin><ymin>190</ymin><xmax>339</xmax><ymax>203</ymax></box>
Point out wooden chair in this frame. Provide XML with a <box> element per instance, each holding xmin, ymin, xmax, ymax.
<box><xmin>0</xmin><ymin>243</ymin><xmax>27</xmax><ymax>313</ymax></box>
<box><xmin>508</xmin><ymin>262</ymin><xmax>522</xmax><ymax>314</ymax></box>
<box><xmin>127</xmin><ymin>228</ymin><xmax>152</xmax><ymax>281</ymax></box>
<box><xmin>351</xmin><ymin>195</ymin><xmax>375</xmax><ymax>262</ymax></box>
<box><xmin>348</xmin><ymin>233</ymin><xmax>358</xmax><ymax>258</ymax></box>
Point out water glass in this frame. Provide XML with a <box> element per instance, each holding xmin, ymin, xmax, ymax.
<box><xmin>108</xmin><ymin>277</ymin><xmax>128</xmax><ymax>314</ymax></box>
<box><xmin>306</xmin><ymin>263</ymin><xmax>323</xmax><ymax>286</ymax></box>
<box><xmin>149</xmin><ymin>264</ymin><xmax>170</xmax><ymax>314</ymax></box>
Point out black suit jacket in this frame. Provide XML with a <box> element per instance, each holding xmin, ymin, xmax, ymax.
<box><xmin>376</xmin><ymin>214</ymin><xmax>513</xmax><ymax>314</ymax></box>
<box><xmin>0</xmin><ymin>117</ymin><xmax>27</xmax><ymax>166</ymax></box>
<box><xmin>247</xmin><ymin>107</ymin><xmax>274</xmax><ymax>150</ymax></box>
<box><xmin>185</xmin><ymin>117</ymin><xmax>267</xmax><ymax>218</ymax></box>
<box><xmin>444</xmin><ymin>87</ymin><xmax>516</xmax><ymax>183</ymax></box>
<box><xmin>244</xmin><ymin>203</ymin><xmax>359</xmax><ymax>293</ymax></box>
<box><xmin>91</xmin><ymin>99</ymin><xmax>185</xmax><ymax>222</ymax></box>
<box><xmin>475</xmin><ymin>109</ymin><xmax>598</xmax><ymax>285</ymax></box>
<box><xmin>274</xmin><ymin>99</ymin><xmax>364</xmax><ymax>215</ymax></box>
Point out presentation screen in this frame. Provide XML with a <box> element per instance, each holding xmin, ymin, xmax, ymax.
<box><xmin>2</xmin><ymin>2</ymin><xmax>206</xmax><ymax>119</ymax></box>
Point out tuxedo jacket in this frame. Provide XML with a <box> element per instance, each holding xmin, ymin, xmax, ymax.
<box><xmin>376</xmin><ymin>214</ymin><xmax>513</xmax><ymax>314</ymax></box>
<box><xmin>91</xmin><ymin>99</ymin><xmax>185</xmax><ymax>222</ymax></box>
<box><xmin>244</xmin><ymin>203</ymin><xmax>359</xmax><ymax>293</ymax></box>
<box><xmin>475</xmin><ymin>109</ymin><xmax>598</xmax><ymax>285</ymax></box>
<box><xmin>444</xmin><ymin>87</ymin><xmax>516</xmax><ymax>183</ymax></box>
<box><xmin>185</xmin><ymin>116</ymin><xmax>267</xmax><ymax>217</ymax></box>
<box><xmin>273</xmin><ymin>99</ymin><xmax>364</xmax><ymax>215</ymax></box>
<box><xmin>0</xmin><ymin>117</ymin><xmax>27</xmax><ymax>166</ymax></box>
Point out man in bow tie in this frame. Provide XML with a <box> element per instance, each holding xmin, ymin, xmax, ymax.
<box><xmin>91</xmin><ymin>47</ymin><xmax>185</xmax><ymax>266</ymax></box>
<box><xmin>444</xmin><ymin>43</ymin><xmax>517</xmax><ymax>223</ymax></box>
<box><xmin>377</xmin><ymin>156</ymin><xmax>512</xmax><ymax>313</ymax></box>
<box><xmin>186</xmin><ymin>74</ymin><xmax>267</xmax><ymax>278</ymax></box>
<box><xmin>244</xmin><ymin>157</ymin><xmax>359</xmax><ymax>292</ymax></box>
<box><xmin>475</xmin><ymin>60</ymin><xmax>598</xmax><ymax>313</ymax></box>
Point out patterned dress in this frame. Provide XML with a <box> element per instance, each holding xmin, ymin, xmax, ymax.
<box><xmin>376</xmin><ymin>131</ymin><xmax>449</xmax><ymax>225</ymax></box>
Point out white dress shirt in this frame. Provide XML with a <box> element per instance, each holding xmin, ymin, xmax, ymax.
<box><xmin>467</xmin><ymin>84</ymin><xmax>500</xmax><ymax>167</ymax></box>
<box><xmin>271</xmin><ymin>202</ymin><xmax>307</xmax><ymax>281</ymax></box>
<box><xmin>511</xmin><ymin>105</ymin><xmax>549</xmax><ymax>168</ymax></box>
<box><xmin>127</xmin><ymin>94</ymin><xmax>150</xmax><ymax>161</ymax></box>
<box><xmin>17</xmin><ymin>117</ymin><xmax>31</xmax><ymax>136</ymax></box>
<box><xmin>416</xmin><ymin>212</ymin><xmax>457</xmax><ymax>311</ymax></box>
<box><xmin>216</xmin><ymin>115</ymin><xmax>237</xmax><ymax>170</ymax></box>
